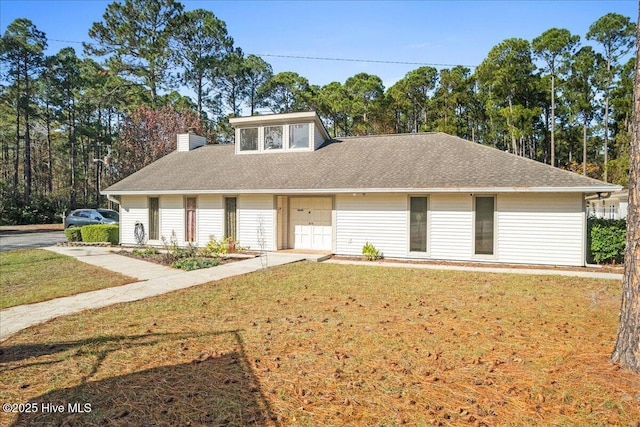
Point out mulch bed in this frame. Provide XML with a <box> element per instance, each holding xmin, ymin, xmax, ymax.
<box><xmin>330</xmin><ymin>255</ymin><xmax>625</xmax><ymax>274</ymax></box>
<box><xmin>116</xmin><ymin>250</ymin><xmax>254</xmax><ymax>268</ymax></box>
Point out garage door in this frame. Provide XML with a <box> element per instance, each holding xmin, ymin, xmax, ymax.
<box><xmin>289</xmin><ymin>197</ymin><xmax>332</xmax><ymax>250</ymax></box>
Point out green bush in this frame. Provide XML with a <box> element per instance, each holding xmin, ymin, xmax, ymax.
<box><xmin>588</xmin><ymin>218</ymin><xmax>626</xmax><ymax>264</ymax></box>
<box><xmin>80</xmin><ymin>224</ymin><xmax>120</xmax><ymax>245</ymax></box>
<box><xmin>362</xmin><ymin>241</ymin><xmax>382</xmax><ymax>261</ymax></box>
<box><xmin>203</xmin><ymin>236</ymin><xmax>245</xmax><ymax>255</ymax></box>
<box><xmin>172</xmin><ymin>257</ymin><xmax>219</xmax><ymax>271</ymax></box>
<box><xmin>64</xmin><ymin>227</ymin><xmax>83</xmax><ymax>242</ymax></box>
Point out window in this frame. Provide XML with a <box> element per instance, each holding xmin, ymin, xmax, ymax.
<box><xmin>239</xmin><ymin>128</ymin><xmax>258</xmax><ymax>151</ymax></box>
<box><xmin>264</xmin><ymin>126</ymin><xmax>283</xmax><ymax>150</ymax></box>
<box><xmin>185</xmin><ymin>197</ymin><xmax>196</xmax><ymax>242</ymax></box>
<box><xmin>474</xmin><ymin>196</ymin><xmax>495</xmax><ymax>255</ymax></box>
<box><xmin>289</xmin><ymin>123</ymin><xmax>309</xmax><ymax>149</ymax></box>
<box><xmin>225</xmin><ymin>197</ymin><xmax>237</xmax><ymax>240</ymax></box>
<box><xmin>149</xmin><ymin>197</ymin><xmax>159</xmax><ymax>240</ymax></box>
<box><xmin>409</xmin><ymin>197</ymin><xmax>428</xmax><ymax>252</ymax></box>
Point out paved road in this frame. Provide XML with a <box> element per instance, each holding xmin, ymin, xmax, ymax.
<box><xmin>0</xmin><ymin>231</ymin><xmax>66</xmax><ymax>252</ymax></box>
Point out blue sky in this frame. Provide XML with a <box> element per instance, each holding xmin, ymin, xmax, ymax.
<box><xmin>1</xmin><ymin>0</ymin><xmax>637</xmax><ymax>89</ymax></box>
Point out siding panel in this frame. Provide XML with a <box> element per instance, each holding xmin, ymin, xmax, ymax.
<box><xmin>430</xmin><ymin>194</ymin><xmax>473</xmax><ymax>260</ymax></box>
<box><xmin>238</xmin><ymin>195</ymin><xmax>276</xmax><ymax>250</ymax></box>
<box><xmin>313</xmin><ymin>122</ymin><xmax>326</xmax><ymax>150</ymax></box>
<box><xmin>119</xmin><ymin>196</ymin><xmax>147</xmax><ymax>245</ymax></box>
<box><xmin>198</xmin><ymin>195</ymin><xmax>224</xmax><ymax>246</ymax></box>
<box><xmin>335</xmin><ymin>194</ymin><xmax>406</xmax><ymax>258</ymax></box>
<box><xmin>497</xmin><ymin>193</ymin><xmax>584</xmax><ymax>266</ymax></box>
<box><xmin>160</xmin><ymin>195</ymin><xmax>184</xmax><ymax>244</ymax></box>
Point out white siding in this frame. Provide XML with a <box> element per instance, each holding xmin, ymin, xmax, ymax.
<box><xmin>430</xmin><ymin>194</ymin><xmax>473</xmax><ymax>260</ymax></box>
<box><xmin>119</xmin><ymin>195</ymin><xmax>148</xmax><ymax>245</ymax></box>
<box><xmin>238</xmin><ymin>195</ymin><xmax>276</xmax><ymax>250</ymax></box>
<box><xmin>177</xmin><ymin>133</ymin><xmax>206</xmax><ymax>152</ymax></box>
<box><xmin>159</xmin><ymin>195</ymin><xmax>184</xmax><ymax>244</ymax></box>
<box><xmin>197</xmin><ymin>195</ymin><xmax>224</xmax><ymax>246</ymax></box>
<box><xmin>497</xmin><ymin>193</ymin><xmax>584</xmax><ymax>266</ymax></box>
<box><xmin>335</xmin><ymin>194</ymin><xmax>407</xmax><ymax>258</ymax></box>
<box><xmin>313</xmin><ymin>122</ymin><xmax>326</xmax><ymax>150</ymax></box>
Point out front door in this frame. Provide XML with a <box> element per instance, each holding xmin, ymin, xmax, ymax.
<box><xmin>289</xmin><ymin>197</ymin><xmax>332</xmax><ymax>250</ymax></box>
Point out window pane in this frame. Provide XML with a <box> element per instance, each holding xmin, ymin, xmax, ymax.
<box><xmin>149</xmin><ymin>197</ymin><xmax>159</xmax><ymax>240</ymax></box>
<box><xmin>475</xmin><ymin>197</ymin><xmax>494</xmax><ymax>255</ymax></box>
<box><xmin>225</xmin><ymin>197</ymin><xmax>237</xmax><ymax>240</ymax></box>
<box><xmin>289</xmin><ymin>124</ymin><xmax>309</xmax><ymax>149</ymax></box>
<box><xmin>239</xmin><ymin>128</ymin><xmax>258</xmax><ymax>151</ymax></box>
<box><xmin>185</xmin><ymin>197</ymin><xmax>196</xmax><ymax>242</ymax></box>
<box><xmin>410</xmin><ymin>197</ymin><xmax>427</xmax><ymax>252</ymax></box>
<box><xmin>264</xmin><ymin>126</ymin><xmax>283</xmax><ymax>150</ymax></box>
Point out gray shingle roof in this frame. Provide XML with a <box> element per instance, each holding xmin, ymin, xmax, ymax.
<box><xmin>103</xmin><ymin>132</ymin><xmax>619</xmax><ymax>194</ymax></box>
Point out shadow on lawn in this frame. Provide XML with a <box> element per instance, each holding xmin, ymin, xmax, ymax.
<box><xmin>0</xmin><ymin>333</ymin><xmax>168</xmax><ymax>364</ymax></box>
<box><xmin>5</xmin><ymin>331</ymin><xmax>277</xmax><ymax>427</ymax></box>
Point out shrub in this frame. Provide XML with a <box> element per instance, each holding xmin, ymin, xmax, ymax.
<box><xmin>143</xmin><ymin>247</ymin><xmax>159</xmax><ymax>255</ymax></box>
<box><xmin>203</xmin><ymin>236</ymin><xmax>244</xmax><ymax>255</ymax></box>
<box><xmin>80</xmin><ymin>224</ymin><xmax>120</xmax><ymax>245</ymax></box>
<box><xmin>172</xmin><ymin>257</ymin><xmax>219</xmax><ymax>271</ymax></box>
<box><xmin>362</xmin><ymin>242</ymin><xmax>382</xmax><ymax>261</ymax></box>
<box><xmin>65</xmin><ymin>227</ymin><xmax>83</xmax><ymax>242</ymax></box>
<box><xmin>588</xmin><ymin>218</ymin><xmax>626</xmax><ymax>264</ymax></box>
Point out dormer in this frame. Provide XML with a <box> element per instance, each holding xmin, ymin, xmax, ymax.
<box><xmin>229</xmin><ymin>111</ymin><xmax>330</xmax><ymax>154</ymax></box>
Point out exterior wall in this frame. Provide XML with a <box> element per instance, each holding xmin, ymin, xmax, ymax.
<box><xmin>118</xmin><ymin>191</ymin><xmax>586</xmax><ymax>266</ymax></box>
<box><xmin>334</xmin><ymin>192</ymin><xmax>585</xmax><ymax>266</ymax></box>
<box><xmin>197</xmin><ymin>195</ymin><xmax>224</xmax><ymax>246</ymax></box>
<box><xmin>497</xmin><ymin>193</ymin><xmax>584</xmax><ymax>266</ymax></box>
<box><xmin>335</xmin><ymin>193</ymin><xmax>407</xmax><ymax>258</ymax></box>
<box><xmin>119</xmin><ymin>195</ymin><xmax>148</xmax><ymax>246</ymax></box>
<box><xmin>430</xmin><ymin>194</ymin><xmax>473</xmax><ymax>260</ymax></box>
<box><xmin>159</xmin><ymin>195</ymin><xmax>185</xmax><ymax>244</ymax></box>
<box><xmin>238</xmin><ymin>194</ymin><xmax>276</xmax><ymax>251</ymax></box>
<box><xmin>313</xmin><ymin>122</ymin><xmax>326</xmax><ymax>150</ymax></box>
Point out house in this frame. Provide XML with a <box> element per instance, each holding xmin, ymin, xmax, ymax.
<box><xmin>586</xmin><ymin>189</ymin><xmax>628</xmax><ymax>220</ymax></box>
<box><xmin>102</xmin><ymin>111</ymin><xmax>621</xmax><ymax>267</ymax></box>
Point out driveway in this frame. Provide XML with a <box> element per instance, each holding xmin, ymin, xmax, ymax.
<box><xmin>0</xmin><ymin>230</ymin><xmax>66</xmax><ymax>252</ymax></box>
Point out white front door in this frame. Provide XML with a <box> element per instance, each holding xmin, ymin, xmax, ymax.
<box><xmin>289</xmin><ymin>197</ymin><xmax>332</xmax><ymax>250</ymax></box>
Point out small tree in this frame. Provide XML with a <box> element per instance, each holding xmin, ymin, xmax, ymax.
<box><xmin>111</xmin><ymin>105</ymin><xmax>206</xmax><ymax>181</ymax></box>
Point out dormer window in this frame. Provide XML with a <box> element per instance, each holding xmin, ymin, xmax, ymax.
<box><xmin>264</xmin><ymin>126</ymin><xmax>283</xmax><ymax>150</ymax></box>
<box><xmin>230</xmin><ymin>112</ymin><xmax>329</xmax><ymax>155</ymax></box>
<box><xmin>239</xmin><ymin>128</ymin><xmax>258</xmax><ymax>151</ymax></box>
<box><xmin>289</xmin><ymin>123</ymin><xmax>309</xmax><ymax>149</ymax></box>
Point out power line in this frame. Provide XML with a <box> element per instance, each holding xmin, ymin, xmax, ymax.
<box><xmin>255</xmin><ymin>53</ymin><xmax>477</xmax><ymax>69</ymax></box>
<box><xmin>48</xmin><ymin>39</ymin><xmax>476</xmax><ymax>69</ymax></box>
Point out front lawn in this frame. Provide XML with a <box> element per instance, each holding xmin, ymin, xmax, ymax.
<box><xmin>1</xmin><ymin>263</ymin><xmax>638</xmax><ymax>426</ymax></box>
<box><xmin>0</xmin><ymin>249</ymin><xmax>137</xmax><ymax>309</ymax></box>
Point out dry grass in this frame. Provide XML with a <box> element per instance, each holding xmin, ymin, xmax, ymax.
<box><xmin>1</xmin><ymin>262</ymin><xmax>639</xmax><ymax>426</ymax></box>
<box><xmin>0</xmin><ymin>249</ymin><xmax>137</xmax><ymax>309</ymax></box>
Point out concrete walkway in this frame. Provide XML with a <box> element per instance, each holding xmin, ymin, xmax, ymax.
<box><xmin>325</xmin><ymin>259</ymin><xmax>624</xmax><ymax>280</ymax></box>
<box><xmin>0</xmin><ymin>247</ymin><xmax>306</xmax><ymax>342</ymax></box>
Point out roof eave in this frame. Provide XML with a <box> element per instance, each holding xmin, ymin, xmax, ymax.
<box><xmin>102</xmin><ymin>185</ymin><xmax>622</xmax><ymax>196</ymax></box>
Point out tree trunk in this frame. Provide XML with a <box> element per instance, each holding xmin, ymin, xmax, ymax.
<box><xmin>507</xmin><ymin>97</ymin><xmax>517</xmax><ymax>154</ymax></box>
<box><xmin>46</xmin><ymin>99</ymin><xmax>53</xmax><ymax>193</ymax></box>
<box><xmin>583</xmin><ymin>118</ymin><xmax>588</xmax><ymax>176</ymax></box>
<box><xmin>604</xmin><ymin>54</ymin><xmax>612</xmax><ymax>182</ymax></box>
<box><xmin>551</xmin><ymin>74</ymin><xmax>555</xmax><ymax>167</ymax></box>
<box><xmin>611</xmin><ymin>6</ymin><xmax>640</xmax><ymax>372</ymax></box>
<box><xmin>14</xmin><ymin>82</ymin><xmax>20</xmax><ymax>189</ymax></box>
<box><xmin>24</xmin><ymin>65</ymin><xmax>32</xmax><ymax>202</ymax></box>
